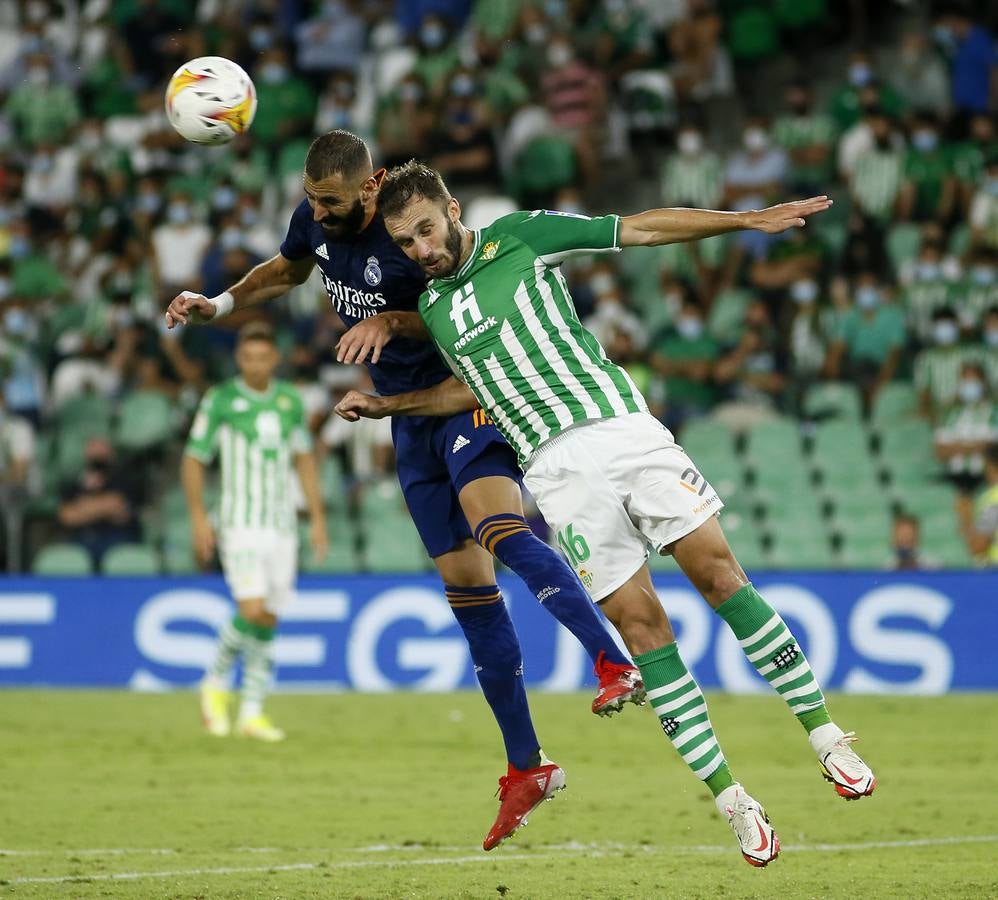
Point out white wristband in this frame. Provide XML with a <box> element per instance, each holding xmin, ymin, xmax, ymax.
<box><xmin>210</xmin><ymin>291</ymin><xmax>235</xmax><ymax>319</ymax></box>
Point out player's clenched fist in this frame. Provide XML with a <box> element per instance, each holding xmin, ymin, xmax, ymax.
<box><xmin>335</xmin><ymin>390</ymin><xmax>391</xmax><ymax>421</ymax></box>
<box><xmin>164</xmin><ymin>290</ymin><xmax>235</xmax><ymax>328</ymax></box>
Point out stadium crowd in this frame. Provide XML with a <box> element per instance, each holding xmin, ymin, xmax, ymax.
<box><xmin>0</xmin><ymin>0</ymin><xmax>996</xmax><ymax>572</ymax></box>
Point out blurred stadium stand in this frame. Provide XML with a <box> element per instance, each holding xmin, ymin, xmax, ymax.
<box><xmin>0</xmin><ymin>0</ymin><xmax>996</xmax><ymax>573</ymax></box>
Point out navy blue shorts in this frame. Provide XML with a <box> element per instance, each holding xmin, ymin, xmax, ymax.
<box><xmin>392</xmin><ymin>409</ymin><xmax>520</xmax><ymax>558</ymax></box>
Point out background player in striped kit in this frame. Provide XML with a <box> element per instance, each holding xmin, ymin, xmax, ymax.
<box><xmin>336</xmin><ymin>161</ymin><xmax>877</xmax><ymax>867</ymax></box>
<box><xmin>165</xmin><ymin>130</ymin><xmax>644</xmax><ymax>850</ymax></box>
<box><xmin>183</xmin><ymin>322</ymin><xmax>327</xmax><ymax>742</ymax></box>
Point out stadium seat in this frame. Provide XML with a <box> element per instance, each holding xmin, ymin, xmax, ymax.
<box><xmin>679</xmin><ymin>417</ymin><xmax>734</xmax><ymax>453</ymax></box>
<box><xmin>56</xmin><ymin>418</ymin><xmax>111</xmax><ymax>481</ymax></box>
<box><xmin>102</xmin><ymin>543</ymin><xmax>161</xmax><ymax>575</ymax></box>
<box><xmin>463</xmin><ymin>195</ymin><xmax>518</xmax><ymax>231</ymax></box>
<box><xmin>358</xmin><ymin>477</ymin><xmax>407</xmax><ymax>521</ymax></box>
<box><xmin>32</xmin><ymin>543</ymin><xmax>93</xmax><ymax>575</ymax></box>
<box><xmin>707</xmin><ymin>289</ymin><xmax>755</xmax><ymax>345</ymax></box>
<box><xmin>886</xmin><ymin>223</ymin><xmax>922</xmax><ymax>273</ymax></box>
<box><xmin>163</xmin><ymin>544</ymin><xmax>198</xmax><ymax>575</ymax></box>
<box><xmin>836</xmin><ymin>539</ymin><xmax>891</xmax><ymax>569</ymax></box>
<box><xmin>767</xmin><ymin>532</ymin><xmax>836</xmax><ymax>569</ymax></box>
<box><xmin>56</xmin><ymin>391</ymin><xmax>113</xmax><ymax>430</ymax></box>
<box><xmin>948</xmin><ymin>223</ymin><xmax>971</xmax><ymax>257</ymax></box>
<box><xmin>871</xmin><ymin>383</ymin><xmax>918</xmax><ymax>424</ymax></box>
<box><xmin>811</xmin><ymin>420</ymin><xmax>872</xmax><ymax>463</ymax></box>
<box><xmin>363</xmin><ymin>515</ymin><xmax>428</xmax><ymax>573</ymax></box>
<box><xmin>803</xmin><ymin>383</ymin><xmax>862</xmax><ymax>421</ymax></box>
<box><xmin>744</xmin><ymin>416</ymin><xmax>804</xmax><ymax>466</ymax></box>
<box><xmin>509</xmin><ymin>136</ymin><xmax>577</xmax><ymax>199</ymax></box>
<box><xmin>115</xmin><ymin>391</ymin><xmax>175</xmax><ymax>453</ymax></box>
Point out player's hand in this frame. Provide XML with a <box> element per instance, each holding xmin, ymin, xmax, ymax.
<box><xmin>309</xmin><ymin>517</ymin><xmax>328</xmax><ymax>563</ymax></box>
<box><xmin>750</xmin><ymin>196</ymin><xmax>832</xmax><ymax>233</ymax></box>
<box><xmin>191</xmin><ymin>514</ymin><xmax>216</xmax><ymax>565</ymax></box>
<box><xmin>335</xmin><ymin>314</ymin><xmax>394</xmax><ymax>365</ymax></box>
<box><xmin>165</xmin><ymin>291</ymin><xmax>216</xmax><ymax>329</ymax></box>
<box><xmin>335</xmin><ymin>390</ymin><xmax>391</xmax><ymax>421</ymax></box>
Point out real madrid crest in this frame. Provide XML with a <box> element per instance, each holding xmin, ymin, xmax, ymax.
<box><xmin>364</xmin><ymin>255</ymin><xmax>382</xmax><ymax>286</ymax></box>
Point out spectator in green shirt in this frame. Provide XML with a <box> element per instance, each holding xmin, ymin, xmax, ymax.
<box><xmin>957</xmin><ymin>246</ymin><xmax>998</xmax><ymax>334</ymax></box>
<box><xmin>412</xmin><ymin>14</ymin><xmax>462</xmax><ymax>100</ymax></box>
<box><xmin>4</xmin><ymin>53</ymin><xmax>80</xmax><ymax>148</ymax></box>
<box><xmin>649</xmin><ymin>297</ymin><xmax>719</xmax><ymax>432</ymax></box>
<box><xmin>898</xmin><ymin>114</ymin><xmax>956</xmax><ymax>223</ymax></box>
<box><xmin>250</xmin><ymin>47</ymin><xmax>316</xmax><ymax>150</ymax></box>
<box><xmin>915</xmin><ymin>307</ymin><xmax>978</xmax><ymax>421</ymax></box>
<box><xmin>773</xmin><ymin>81</ymin><xmax>836</xmax><ymax>193</ymax></box>
<box><xmin>934</xmin><ymin>361</ymin><xmax>997</xmax><ymax>484</ymax></box>
<box><xmin>849</xmin><ymin>108</ymin><xmax>905</xmax><ymax>223</ymax></box>
<box><xmin>825</xmin><ymin>270</ymin><xmax>906</xmax><ymax>410</ymax></box>
<box><xmin>900</xmin><ymin>232</ymin><xmax>957</xmax><ymax>344</ymax></box>
<box><xmin>951</xmin><ymin>113</ymin><xmax>997</xmax><ymax>214</ymax></box>
<box><xmin>660</xmin><ymin>124</ymin><xmax>724</xmax><ymax>209</ymax></box>
<box><xmin>827</xmin><ymin>50</ymin><xmax>906</xmax><ymax>131</ymax></box>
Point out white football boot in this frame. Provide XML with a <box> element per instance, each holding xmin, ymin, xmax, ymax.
<box><xmin>809</xmin><ymin>723</ymin><xmax>876</xmax><ymax>800</ymax></box>
<box><xmin>715</xmin><ymin>784</ymin><xmax>780</xmax><ymax>867</ymax></box>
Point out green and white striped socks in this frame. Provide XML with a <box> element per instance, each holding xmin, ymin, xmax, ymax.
<box><xmin>634</xmin><ymin>643</ymin><xmax>735</xmax><ymax>798</ymax></box>
<box><xmin>206</xmin><ymin>614</ymin><xmax>250</xmax><ymax>686</ymax></box>
<box><xmin>716</xmin><ymin>584</ymin><xmax>832</xmax><ymax>734</ymax></box>
<box><xmin>239</xmin><ymin>621</ymin><xmax>276</xmax><ymax>721</ymax></box>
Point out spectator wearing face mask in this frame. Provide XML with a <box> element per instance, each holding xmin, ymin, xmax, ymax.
<box><xmin>649</xmin><ymin>298</ymin><xmax>719</xmax><ymax>432</ymax></box>
<box><xmin>377</xmin><ymin>74</ymin><xmax>434</xmax><ymax>170</ymax></box>
<box><xmin>540</xmin><ymin>33</ymin><xmax>607</xmax><ymax>184</ymax></box>
<box><xmin>294</xmin><ymin>0</ymin><xmax>366</xmax><ymax>80</ymax></box>
<box><xmin>315</xmin><ymin>71</ymin><xmax>365</xmax><ymax>139</ymax></box>
<box><xmin>824</xmin><ymin>271</ymin><xmax>905</xmax><ymax>409</ymax></box>
<box><xmin>898</xmin><ymin>114</ymin><xmax>956</xmax><ymax>224</ymax></box>
<box><xmin>978</xmin><ymin>307</ymin><xmax>998</xmax><ymax>390</ymax></box>
<box><xmin>969</xmin><ymin>153</ymin><xmax>998</xmax><ymax>251</ymax></box>
<box><xmin>773</xmin><ymin>82</ymin><xmax>836</xmax><ymax>194</ymax></box>
<box><xmin>590</xmin><ymin>0</ymin><xmax>655</xmax><ymax>80</ymax></box>
<box><xmin>900</xmin><ymin>233</ymin><xmax>958</xmax><ymax>344</ymax></box>
<box><xmin>412</xmin><ymin>14</ymin><xmax>461</xmax><ymax>99</ymax></box>
<box><xmin>933</xmin><ymin>3</ymin><xmax>996</xmax><ymax>122</ymax></box>
<box><xmin>887</xmin><ymin>31</ymin><xmax>952</xmax><ymax>119</ymax></box>
<box><xmin>251</xmin><ymin>47</ymin><xmax>317</xmax><ymax>150</ymax></box>
<box><xmin>723</xmin><ymin>119</ymin><xmax>788</xmax><ymax>259</ymax></box>
<box><xmin>661</xmin><ymin>124</ymin><xmax>723</xmax><ymax>210</ymax></box>
<box><xmin>915</xmin><ymin>308</ymin><xmax>976</xmax><ymax>422</ymax></box>
<box><xmin>151</xmin><ymin>191</ymin><xmax>211</xmax><ymax>300</ymax></box>
<box><xmin>848</xmin><ymin>108</ymin><xmax>905</xmax><ymax>223</ymax></box>
<box><xmin>952</xmin><ymin>115</ymin><xmax>998</xmax><ymax>216</ymax></box>
<box><xmin>785</xmin><ymin>277</ymin><xmax>835</xmax><ymax>396</ymax></box>
<box><xmin>3</xmin><ymin>52</ymin><xmax>80</xmax><ymax>147</ymax></box>
<box><xmin>57</xmin><ymin>436</ymin><xmax>141</xmax><ymax>567</ymax></box>
<box><xmin>888</xmin><ymin>513</ymin><xmax>940</xmax><ymax>571</ymax></box>
<box><xmin>827</xmin><ymin>50</ymin><xmax>905</xmax><ymax>132</ymax></box>
<box><xmin>959</xmin><ymin>254</ymin><xmax>998</xmax><ymax>336</ymax></box>
<box><xmin>934</xmin><ymin>362</ymin><xmax>997</xmax><ymax>484</ymax></box>
<box><xmin>428</xmin><ymin>69</ymin><xmax>499</xmax><ymax>193</ymax></box>
<box><xmin>713</xmin><ymin>299</ymin><xmax>787</xmax><ymax>431</ymax></box>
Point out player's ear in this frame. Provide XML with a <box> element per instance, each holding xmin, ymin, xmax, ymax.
<box><xmin>447</xmin><ymin>196</ymin><xmax>461</xmax><ymax>224</ymax></box>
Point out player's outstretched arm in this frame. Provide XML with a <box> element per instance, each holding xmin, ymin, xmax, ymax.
<box><xmin>618</xmin><ymin>196</ymin><xmax>832</xmax><ymax>248</ymax></box>
<box><xmin>335</xmin><ymin>376</ymin><xmax>478</xmax><ymax>421</ymax></box>
<box><xmin>335</xmin><ymin>311</ymin><xmax>430</xmax><ymax>365</ymax></box>
<box><xmin>165</xmin><ymin>253</ymin><xmax>315</xmax><ymax>328</ymax></box>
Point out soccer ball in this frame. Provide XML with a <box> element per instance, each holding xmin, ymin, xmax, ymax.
<box><xmin>165</xmin><ymin>56</ymin><xmax>256</xmax><ymax>145</ymax></box>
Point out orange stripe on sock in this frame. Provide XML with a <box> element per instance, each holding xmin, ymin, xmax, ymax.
<box><xmin>477</xmin><ymin>519</ymin><xmax>524</xmax><ymax>544</ymax></box>
<box><xmin>448</xmin><ymin>597</ymin><xmax>501</xmax><ymax>608</ymax></box>
<box><xmin>484</xmin><ymin>526</ymin><xmax>531</xmax><ymax>555</ymax></box>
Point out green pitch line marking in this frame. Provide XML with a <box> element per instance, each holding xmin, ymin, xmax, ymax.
<box><xmin>7</xmin><ymin>836</ymin><xmax>998</xmax><ymax>886</ymax></box>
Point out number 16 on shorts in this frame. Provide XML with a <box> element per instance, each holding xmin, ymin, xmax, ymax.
<box><xmin>557</xmin><ymin>524</ymin><xmax>593</xmax><ymax>589</ymax></box>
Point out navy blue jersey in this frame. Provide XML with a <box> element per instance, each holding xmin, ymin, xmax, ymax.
<box><xmin>279</xmin><ymin>199</ymin><xmax>451</xmax><ymax>396</ymax></box>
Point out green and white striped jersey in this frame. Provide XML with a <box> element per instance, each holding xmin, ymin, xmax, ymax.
<box><xmin>419</xmin><ymin>210</ymin><xmax>648</xmax><ymax>465</ymax></box>
<box><xmin>185</xmin><ymin>378</ymin><xmax>311</xmax><ymax>532</ymax></box>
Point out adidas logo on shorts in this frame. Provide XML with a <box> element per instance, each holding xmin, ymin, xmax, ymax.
<box><xmin>452</xmin><ymin>435</ymin><xmax>471</xmax><ymax>453</ymax></box>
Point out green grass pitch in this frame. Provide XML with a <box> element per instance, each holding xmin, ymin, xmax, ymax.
<box><xmin>1</xmin><ymin>691</ymin><xmax>997</xmax><ymax>899</ymax></box>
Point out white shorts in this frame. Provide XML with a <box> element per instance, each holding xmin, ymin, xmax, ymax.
<box><xmin>523</xmin><ymin>413</ymin><xmax>723</xmax><ymax>602</ymax></box>
<box><xmin>219</xmin><ymin>528</ymin><xmax>299</xmax><ymax>614</ymax></box>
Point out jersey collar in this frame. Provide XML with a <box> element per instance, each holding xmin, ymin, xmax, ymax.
<box><xmin>235</xmin><ymin>378</ymin><xmax>276</xmax><ymax>401</ymax></box>
<box><xmin>429</xmin><ymin>229</ymin><xmax>481</xmax><ymax>288</ymax></box>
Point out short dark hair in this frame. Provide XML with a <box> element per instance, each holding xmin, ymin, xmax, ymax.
<box><xmin>378</xmin><ymin>160</ymin><xmax>451</xmax><ymax>220</ymax></box>
<box><xmin>894</xmin><ymin>511</ymin><xmax>920</xmax><ymax>529</ymax></box>
<box><xmin>237</xmin><ymin>321</ymin><xmax>276</xmax><ymax>347</ymax></box>
<box><xmin>304</xmin><ymin>130</ymin><xmax>372</xmax><ymax>182</ymax></box>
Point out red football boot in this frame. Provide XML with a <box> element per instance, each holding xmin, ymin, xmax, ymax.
<box><xmin>482</xmin><ymin>760</ymin><xmax>566</xmax><ymax>851</ymax></box>
<box><xmin>592</xmin><ymin>650</ymin><xmax>646</xmax><ymax>716</ymax></box>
